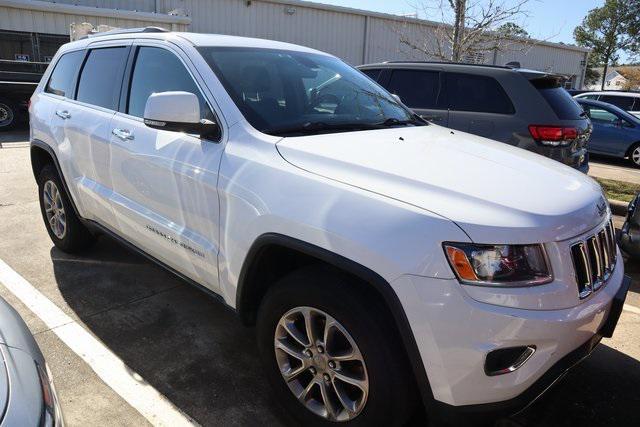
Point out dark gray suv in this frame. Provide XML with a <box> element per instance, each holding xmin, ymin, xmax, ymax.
<box><xmin>359</xmin><ymin>62</ymin><xmax>592</xmax><ymax>172</ymax></box>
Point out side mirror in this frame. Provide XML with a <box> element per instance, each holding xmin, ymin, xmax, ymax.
<box><xmin>143</xmin><ymin>91</ymin><xmax>219</xmax><ymax>139</ymax></box>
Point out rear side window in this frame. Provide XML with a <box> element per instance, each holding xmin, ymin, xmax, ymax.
<box><xmin>360</xmin><ymin>68</ymin><xmax>382</xmax><ymax>81</ymax></box>
<box><xmin>76</xmin><ymin>47</ymin><xmax>128</xmax><ymax>110</ymax></box>
<box><xmin>127</xmin><ymin>47</ymin><xmax>213</xmax><ymax>120</ymax></box>
<box><xmin>45</xmin><ymin>51</ymin><xmax>84</xmax><ymax>98</ymax></box>
<box><xmin>599</xmin><ymin>95</ymin><xmax>636</xmax><ymax>111</ymax></box>
<box><xmin>530</xmin><ymin>78</ymin><xmax>584</xmax><ymax>120</ymax></box>
<box><xmin>445</xmin><ymin>73</ymin><xmax>514</xmax><ymax>114</ymax></box>
<box><xmin>387</xmin><ymin>70</ymin><xmax>440</xmax><ymax>109</ymax></box>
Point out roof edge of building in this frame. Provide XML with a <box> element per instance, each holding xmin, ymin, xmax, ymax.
<box><xmin>0</xmin><ymin>0</ymin><xmax>192</xmax><ymax>24</ymax></box>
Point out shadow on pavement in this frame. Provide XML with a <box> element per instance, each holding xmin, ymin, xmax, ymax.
<box><xmin>50</xmin><ymin>237</ymin><xmax>292</xmax><ymax>426</ymax></box>
<box><xmin>50</xmin><ymin>235</ymin><xmax>640</xmax><ymax>427</ymax></box>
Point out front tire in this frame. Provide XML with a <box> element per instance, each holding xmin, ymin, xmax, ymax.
<box><xmin>37</xmin><ymin>164</ymin><xmax>95</xmax><ymax>253</ymax></box>
<box><xmin>257</xmin><ymin>266</ymin><xmax>415</xmax><ymax>426</ymax></box>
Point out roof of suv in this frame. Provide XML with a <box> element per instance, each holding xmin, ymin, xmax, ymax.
<box><xmin>62</xmin><ymin>28</ymin><xmax>328</xmax><ymax>56</ymax></box>
<box><xmin>358</xmin><ymin>61</ymin><xmax>558</xmax><ymax>80</ymax></box>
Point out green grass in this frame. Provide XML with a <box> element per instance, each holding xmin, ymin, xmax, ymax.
<box><xmin>593</xmin><ymin>177</ymin><xmax>640</xmax><ymax>203</ymax></box>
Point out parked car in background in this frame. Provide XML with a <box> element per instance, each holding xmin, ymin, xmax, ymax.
<box><xmin>0</xmin><ymin>295</ymin><xmax>63</xmax><ymax>425</ymax></box>
<box><xmin>576</xmin><ymin>98</ymin><xmax>640</xmax><ymax>168</ymax></box>
<box><xmin>620</xmin><ymin>192</ymin><xmax>640</xmax><ymax>259</ymax></box>
<box><xmin>574</xmin><ymin>91</ymin><xmax>640</xmax><ymax>118</ymax></box>
<box><xmin>359</xmin><ymin>61</ymin><xmax>592</xmax><ymax>172</ymax></box>
<box><xmin>0</xmin><ymin>59</ymin><xmax>46</xmax><ymax>131</ymax></box>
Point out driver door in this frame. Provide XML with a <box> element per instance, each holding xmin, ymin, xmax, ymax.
<box><xmin>109</xmin><ymin>42</ymin><xmax>224</xmax><ymax>291</ymax></box>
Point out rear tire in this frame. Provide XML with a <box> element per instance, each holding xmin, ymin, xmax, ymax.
<box><xmin>629</xmin><ymin>143</ymin><xmax>640</xmax><ymax>168</ymax></box>
<box><xmin>256</xmin><ymin>265</ymin><xmax>416</xmax><ymax>426</ymax></box>
<box><xmin>37</xmin><ymin>164</ymin><xmax>95</xmax><ymax>253</ymax></box>
<box><xmin>0</xmin><ymin>99</ymin><xmax>17</xmax><ymax>131</ymax></box>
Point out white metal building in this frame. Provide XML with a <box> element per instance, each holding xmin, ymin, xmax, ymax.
<box><xmin>0</xmin><ymin>0</ymin><xmax>590</xmax><ymax>88</ymax></box>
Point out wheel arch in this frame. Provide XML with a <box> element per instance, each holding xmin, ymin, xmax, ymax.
<box><xmin>626</xmin><ymin>141</ymin><xmax>640</xmax><ymax>158</ymax></box>
<box><xmin>236</xmin><ymin>232</ymin><xmax>435</xmax><ymax>409</ymax></box>
<box><xmin>30</xmin><ymin>140</ymin><xmax>81</xmax><ymax>217</ymax></box>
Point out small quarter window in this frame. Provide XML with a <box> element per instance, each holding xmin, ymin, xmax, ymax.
<box><xmin>45</xmin><ymin>50</ymin><xmax>84</xmax><ymax>98</ymax></box>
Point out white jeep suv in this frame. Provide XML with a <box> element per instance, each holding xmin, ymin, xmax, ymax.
<box><xmin>29</xmin><ymin>28</ymin><xmax>630</xmax><ymax>425</ymax></box>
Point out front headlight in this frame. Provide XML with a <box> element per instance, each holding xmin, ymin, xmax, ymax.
<box><xmin>443</xmin><ymin>242</ymin><xmax>552</xmax><ymax>286</ymax></box>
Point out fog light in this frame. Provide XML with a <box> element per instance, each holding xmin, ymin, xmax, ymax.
<box><xmin>485</xmin><ymin>346</ymin><xmax>536</xmax><ymax>376</ymax></box>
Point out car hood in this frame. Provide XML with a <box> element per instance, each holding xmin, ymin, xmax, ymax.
<box><xmin>276</xmin><ymin>125</ymin><xmax>607</xmax><ymax>244</ymax></box>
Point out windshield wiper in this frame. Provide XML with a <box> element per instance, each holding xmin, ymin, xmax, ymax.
<box><xmin>377</xmin><ymin>115</ymin><xmax>427</xmax><ymax>127</ymax></box>
<box><xmin>264</xmin><ymin>121</ymin><xmax>386</xmax><ymax>136</ymax></box>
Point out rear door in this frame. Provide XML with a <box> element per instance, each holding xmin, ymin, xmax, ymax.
<box><xmin>109</xmin><ymin>41</ymin><xmax>224</xmax><ymax>291</ymax></box>
<box><xmin>383</xmin><ymin>69</ymin><xmax>448</xmax><ymax>125</ymax></box>
<box><xmin>58</xmin><ymin>43</ymin><xmax>130</xmax><ymax>228</ymax></box>
<box><xmin>444</xmin><ymin>72</ymin><xmax>515</xmax><ymax>140</ymax></box>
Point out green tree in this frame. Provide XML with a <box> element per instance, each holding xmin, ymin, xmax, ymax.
<box><xmin>497</xmin><ymin>22</ymin><xmax>530</xmax><ymax>39</ymax></box>
<box><xmin>574</xmin><ymin>0</ymin><xmax>640</xmax><ymax>90</ymax></box>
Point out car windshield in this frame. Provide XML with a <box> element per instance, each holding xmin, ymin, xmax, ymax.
<box><xmin>197</xmin><ymin>47</ymin><xmax>424</xmax><ymax>136</ymax></box>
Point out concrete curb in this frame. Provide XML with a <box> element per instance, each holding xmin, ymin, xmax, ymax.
<box><xmin>609</xmin><ymin>199</ymin><xmax>628</xmax><ymax>217</ymax></box>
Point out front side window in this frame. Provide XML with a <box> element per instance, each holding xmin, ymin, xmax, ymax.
<box><xmin>445</xmin><ymin>73</ymin><xmax>515</xmax><ymax>114</ymax></box>
<box><xmin>360</xmin><ymin>68</ymin><xmax>382</xmax><ymax>81</ymax></box>
<box><xmin>76</xmin><ymin>47</ymin><xmax>128</xmax><ymax>110</ymax></box>
<box><xmin>45</xmin><ymin>50</ymin><xmax>84</xmax><ymax>97</ymax></box>
<box><xmin>127</xmin><ymin>47</ymin><xmax>214</xmax><ymax>121</ymax></box>
<box><xmin>387</xmin><ymin>70</ymin><xmax>440</xmax><ymax>109</ymax></box>
<box><xmin>197</xmin><ymin>47</ymin><xmax>421</xmax><ymax>136</ymax></box>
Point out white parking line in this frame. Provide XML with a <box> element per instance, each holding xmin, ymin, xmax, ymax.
<box><xmin>624</xmin><ymin>304</ymin><xmax>640</xmax><ymax>316</ymax></box>
<box><xmin>0</xmin><ymin>258</ymin><xmax>198</xmax><ymax>427</ymax></box>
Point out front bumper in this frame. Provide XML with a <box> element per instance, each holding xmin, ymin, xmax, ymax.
<box><xmin>391</xmin><ymin>259</ymin><xmax>628</xmax><ymax>412</ymax></box>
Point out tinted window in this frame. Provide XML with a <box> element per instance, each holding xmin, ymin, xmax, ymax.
<box><xmin>530</xmin><ymin>78</ymin><xmax>584</xmax><ymax>120</ymax></box>
<box><xmin>387</xmin><ymin>70</ymin><xmax>440</xmax><ymax>109</ymax></box>
<box><xmin>76</xmin><ymin>47</ymin><xmax>128</xmax><ymax>110</ymax></box>
<box><xmin>45</xmin><ymin>50</ymin><xmax>84</xmax><ymax>97</ymax></box>
<box><xmin>128</xmin><ymin>47</ymin><xmax>213</xmax><ymax>120</ymax></box>
<box><xmin>360</xmin><ymin>68</ymin><xmax>381</xmax><ymax>81</ymax></box>
<box><xmin>445</xmin><ymin>73</ymin><xmax>514</xmax><ymax>114</ymax></box>
<box><xmin>599</xmin><ymin>95</ymin><xmax>635</xmax><ymax>111</ymax></box>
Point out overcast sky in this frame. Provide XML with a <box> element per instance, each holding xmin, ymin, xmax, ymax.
<box><xmin>307</xmin><ymin>0</ymin><xmax>602</xmax><ymax>47</ymax></box>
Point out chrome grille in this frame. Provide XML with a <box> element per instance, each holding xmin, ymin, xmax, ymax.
<box><xmin>570</xmin><ymin>220</ymin><xmax>617</xmax><ymax>299</ymax></box>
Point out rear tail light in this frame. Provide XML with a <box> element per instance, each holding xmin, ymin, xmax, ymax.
<box><xmin>528</xmin><ymin>125</ymin><xmax>578</xmax><ymax>146</ymax></box>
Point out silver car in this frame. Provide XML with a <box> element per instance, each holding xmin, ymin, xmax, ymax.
<box><xmin>0</xmin><ymin>296</ymin><xmax>63</xmax><ymax>426</ymax></box>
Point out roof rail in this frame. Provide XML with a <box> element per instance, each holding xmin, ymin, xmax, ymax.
<box><xmin>379</xmin><ymin>60</ymin><xmax>512</xmax><ymax>70</ymax></box>
<box><xmin>83</xmin><ymin>26</ymin><xmax>169</xmax><ymax>39</ymax></box>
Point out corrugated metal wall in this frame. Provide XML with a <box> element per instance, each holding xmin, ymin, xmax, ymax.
<box><xmin>0</xmin><ymin>0</ymin><xmax>588</xmax><ymax>86</ymax></box>
<box><xmin>158</xmin><ymin>0</ymin><xmax>367</xmax><ymax>64</ymax></box>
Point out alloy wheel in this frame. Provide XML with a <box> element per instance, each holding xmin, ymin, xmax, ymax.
<box><xmin>632</xmin><ymin>146</ymin><xmax>640</xmax><ymax>167</ymax></box>
<box><xmin>43</xmin><ymin>180</ymin><xmax>66</xmax><ymax>239</ymax></box>
<box><xmin>274</xmin><ymin>306</ymin><xmax>369</xmax><ymax>422</ymax></box>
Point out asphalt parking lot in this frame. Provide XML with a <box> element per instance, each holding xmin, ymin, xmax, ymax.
<box><xmin>0</xmin><ymin>131</ymin><xmax>639</xmax><ymax>426</ymax></box>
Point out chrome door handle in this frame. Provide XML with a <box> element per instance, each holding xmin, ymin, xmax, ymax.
<box><xmin>112</xmin><ymin>128</ymin><xmax>134</xmax><ymax>141</ymax></box>
<box><xmin>55</xmin><ymin>110</ymin><xmax>71</xmax><ymax>120</ymax></box>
